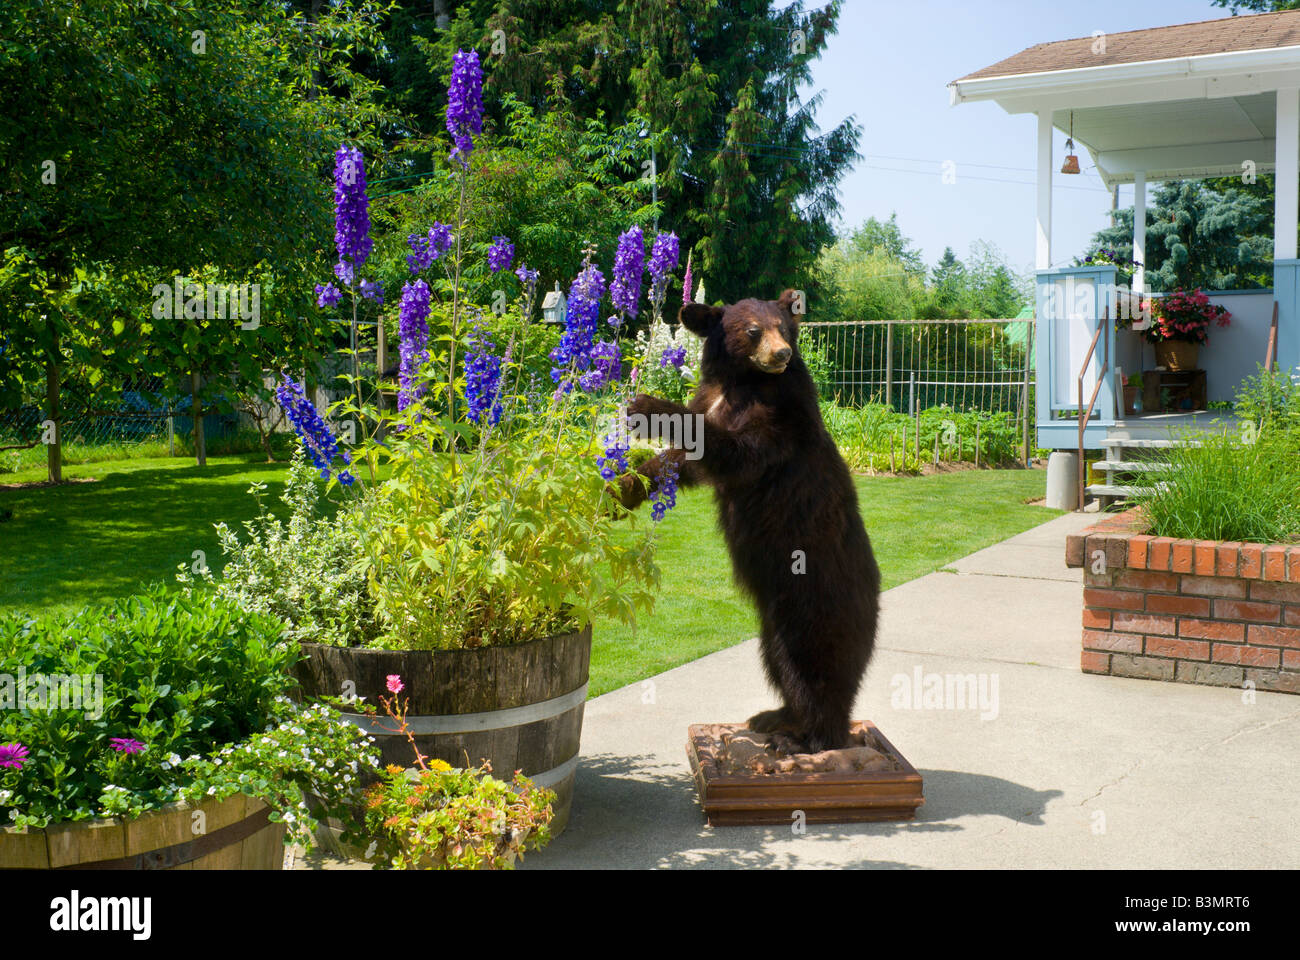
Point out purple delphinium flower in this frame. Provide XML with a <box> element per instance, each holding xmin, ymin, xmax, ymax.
<box><xmin>515</xmin><ymin>263</ymin><xmax>539</xmax><ymax>288</ymax></box>
<box><xmin>0</xmin><ymin>742</ymin><xmax>29</xmax><ymax>770</ymax></box>
<box><xmin>660</xmin><ymin>344</ymin><xmax>686</xmax><ymax>369</ymax></box>
<box><xmin>315</xmin><ymin>283</ymin><xmax>342</xmax><ymax>308</ymax></box>
<box><xmin>109</xmin><ymin>737</ymin><xmax>145</xmax><ymax>755</ymax></box>
<box><xmin>610</xmin><ymin>226</ymin><xmax>645</xmax><ymax>321</ymax></box>
<box><xmin>397</xmin><ymin>280</ymin><xmax>432</xmax><ymax>411</ymax></box>
<box><xmin>407</xmin><ymin>223</ymin><xmax>453</xmax><ymax>273</ymax></box>
<box><xmin>359</xmin><ymin>279</ymin><xmax>383</xmax><ymax>304</ymax></box>
<box><xmin>487</xmin><ymin>236</ymin><xmax>515</xmax><ymax>273</ymax></box>
<box><xmin>648</xmin><ymin>231</ymin><xmax>680</xmax><ymax>287</ymax></box>
<box><xmin>597</xmin><ymin>429</ymin><xmax>630</xmax><ymax>482</ymax></box>
<box><xmin>334</xmin><ymin>260</ymin><xmax>354</xmax><ymax>287</ymax></box>
<box><xmin>446</xmin><ymin>49</ymin><xmax>485</xmax><ymax>168</ymax></box>
<box><xmin>333</xmin><ymin>145</ymin><xmax>373</xmax><ymax>279</ymax></box>
<box><xmin>682</xmin><ymin>249</ymin><xmax>693</xmax><ymax>305</ymax></box>
<box><xmin>580</xmin><ymin>340</ymin><xmax>621</xmax><ymax>392</ymax></box>
<box><xmin>464</xmin><ymin>325</ymin><xmax>504</xmax><ymax>425</ymax></box>
<box><xmin>275</xmin><ymin>374</ymin><xmax>355</xmax><ymax>485</ymax></box>
<box><xmin>650</xmin><ymin>458</ymin><xmax>680</xmax><ymax>522</ymax></box>
<box><xmin>549</xmin><ymin>263</ymin><xmax>606</xmax><ymax>389</ymax></box>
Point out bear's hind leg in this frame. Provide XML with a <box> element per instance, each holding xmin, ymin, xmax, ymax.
<box><xmin>746</xmin><ymin>705</ymin><xmax>797</xmax><ymax>734</ymax></box>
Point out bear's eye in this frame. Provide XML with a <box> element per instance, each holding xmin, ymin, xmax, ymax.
<box><xmin>747</xmin><ymin>327</ymin><xmax>761</xmax><ymax>340</ymax></box>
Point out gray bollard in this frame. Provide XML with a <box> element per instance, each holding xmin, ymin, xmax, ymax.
<box><xmin>1045</xmin><ymin>451</ymin><xmax>1079</xmax><ymax>511</ymax></box>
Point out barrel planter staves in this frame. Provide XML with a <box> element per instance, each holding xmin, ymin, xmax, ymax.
<box><xmin>295</xmin><ymin>624</ymin><xmax>591</xmax><ymax>837</ymax></box>
<box><xmin>0</xmin><ymin>794</ymin><xmax>284</xmax><ymax>869</ymax></box>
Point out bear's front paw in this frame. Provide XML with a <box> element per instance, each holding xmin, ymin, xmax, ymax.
<box><xmin>746</xmin><ymin>706</ymin><xmax>796</xmax><ymax>734</ymax></box>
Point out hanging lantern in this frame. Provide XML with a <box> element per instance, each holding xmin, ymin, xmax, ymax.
<box><xmin>1061</xmin><ymin>111</ymin><xmax>1081</xmax><ymax>175</ymax></box>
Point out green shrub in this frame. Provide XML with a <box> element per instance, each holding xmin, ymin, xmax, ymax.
<box><xmin>818</xmin><ymin>400</ymin><xmax>1022</xmax><ymax>472</ymax></box>
<box><xmin>189</xmin><ymin>451</ymin><xmax>382</xmax><ymax>647</ymax></box>
<box><xmin>0</xmin><ymin>589</ymin><xmax>378</xmax><ymax>833</ymax></box>
<box><xmin>1134</xmin><ymin>429</ymin><xmax>1300</xmax><ymax>544</ymax></box>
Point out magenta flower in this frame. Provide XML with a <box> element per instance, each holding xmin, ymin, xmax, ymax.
<box><xmin>109</xmin><ymin>738</ymin><xmax>145</xmax><ymax>755</ymax></box>
<box><xmin>0</xmin><ymin>743</ymin><xmax>29</xmax><ymax>770</ymax></box>
<box><xmin>386</xmin><ymin>675</ymin><xmax>404</xmax><ymax>695</ymax></box>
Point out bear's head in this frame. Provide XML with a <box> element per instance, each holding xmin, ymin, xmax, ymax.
<box><xmin>678</xmin><ymin>289</ymin><xmax>800</xmax><ymax>376</ymax></box>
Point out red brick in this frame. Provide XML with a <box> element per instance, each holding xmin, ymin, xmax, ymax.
<box><xmin>1264</xmin><ymin>545</ymin><xmax>1288</xmax><ymax>582</ymax></box>
<box><xmin>1249</xmin><ymin>581</ymin><xmax>1300</xmax><ymax>603</ymax></box>
<box><xmin>1080</xmin><ymin>650</ymin><xmax>1111</xmax><ymax>674</ymax></box>
<box><xmin>1082</xmin><ymin>608</ymin><xmax>1112</xmax><ymax>630</ymax></box>
<box><xmin>1170</xmin><ymin>540</ymin><xmax>1195</xmax><ymax>573</ymax></box>
<box><xmin>1240</xmin><ymin>544</ymin><xmax>1263</xmax><ymax>579</ymax></box>
<box><xmin>1213</xmin><ymin>599</ymin><xmax>1281</xmax><ymax>623</ymax></box>
<box><xmin>1084</xmin><ymin>569</ymin><xmax>1115</xmax><ymax>587</ymax></box>
<box><xmin>1179</xmin><ymin>619</ymin><xmax>1246</xmax><ymax>642</ymax></box>
<box><xmin>1246</xmin><ymin>624</ymin><xmax>1300</xmax><ymax>649</ymax></box>
<box><xmin>1116</xmin><ymin>570</ymin><xmax>1179</xmax><ymax>592</ymax></box>
<box><xmin>1284</xmin><ymin>650</ymin><xmax>1300</xmax><ymax>670</ymax></box>
<box><xmin>1286</xmin><ymin>606</ymin><xmax>1300</xmax><ymax>627</ymax></box>
<box><xmin>1193</xmin><ymin>542</ymin><xmax>1217</xmax><ymax>576</ymax></box>
<box><xmin>1065</xmin><ymin>534</ymin><xmax>1085</xmax><ymax>568</ymax></box>
<box><xmin>1145</xmin><ymin>636</ymin><xmax>1210</xmax><ymax>660</ymax></box>
<box><xmin>1148</xmin><ymin>537</ymin><xmax>1173</xmax><ymax>571</ymax></box>
<box><xmin>1212</xmin><ymin>643</ymin><xmax>1280</xmax><ymax>668</ymax></box>
<box><xmin>1180</xmin><ymin>575</ymin><xmax>1248</xmax><ymax>599</ymax></box>
<box><xmin>1113</xmin><ymin>612</ymin><xmax>1177</xmax><ymax>636</ymax></box>
<box><xmin>1289</xmin><ymin>547</ymin><xmax>1300</xmax><ymax>583</ymax></box>
<box><xmin>1216</xmin><ymin>542</ymin><xmax>1241</xmax><ymax>578</ymax></box>
<box><xmin>1127</xmin><ymin>535</ymin><xmax>1150</xmax><ymax>569</ymax></box>
<box><xmin>1145</xmin><ymin>594</ymin><xmax>1210</xmax><ymax>617</ymax></box>
<box><xmin>1083</xmin><ymin>588</ymin><xmax>1144</xmax><ymax>611</ymax></box>
<box><xmin>1082</xmin><ymin>630</ymin><xmax>1143</xmax><ymax>653</ymax></box>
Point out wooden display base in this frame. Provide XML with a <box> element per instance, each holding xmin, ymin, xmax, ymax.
<box><xmin>686</xmin><ymin>721</ymin><xmax>924</xmax><ymax>826</ymax></box>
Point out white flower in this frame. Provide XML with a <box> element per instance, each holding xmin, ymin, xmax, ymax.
<box><xmin>0</xmin><ymin>790</ymin><xmax>11</xmax><ymax>803</ymax></box>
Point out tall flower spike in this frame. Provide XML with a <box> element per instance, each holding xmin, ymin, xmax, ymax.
<box><xmin>611</xmin><ymin>226</ymin><xmax>645</xmax><ymax>321</ymax></box>
<box><xmin>397</xmin><ymin>280</ymin><xmax>432</xmax><ymax>412</ymax></box>
<box><xmin>446</xmin><ymin>49</ymin><xmax>485</xmax><ymax>168</ymax></box>
<box><xmin>682</xmin><ymin>249</ymin><xmax>693</xmax><ymax>306</ymax></box>
<box><xmin>333</xmin><ymin>145</ymin><xmax>373</xmax><ymax>278</ymax></box>
<box><xmin>275</xmin><ymin>374</ymin><xmax>354</xmax><ymax>485</ymax></box>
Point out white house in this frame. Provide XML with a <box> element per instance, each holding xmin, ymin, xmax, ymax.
<box><xmin>950</xmin><ymin>9</ymin><xmax>1300</xmax><ymax>454</ymax></box>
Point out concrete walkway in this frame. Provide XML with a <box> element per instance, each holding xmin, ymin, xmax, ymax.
<box><xmin>524</xmin><ymin>511</ymin><xmax>1300</xmax><ymax>869</ymax></box>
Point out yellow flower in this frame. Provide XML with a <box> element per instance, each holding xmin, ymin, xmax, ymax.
<box><xmin>428</xmin><ymin>759</ymin><xmax>452</xmax><ymax>772</ymax></box>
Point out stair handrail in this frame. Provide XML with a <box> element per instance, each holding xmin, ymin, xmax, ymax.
<box><xmin>1077</xmin><ymin>308</ymin><xmax>1110</xmax><ymax>510</ymax></box>
<box><xmin>1265</xmin><ymin>300</ymin><xmax>1279</xmax><ymax>372</ymax></box>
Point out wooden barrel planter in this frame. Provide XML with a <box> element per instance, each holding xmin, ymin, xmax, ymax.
<box><xmin>295</xmin><ymin>624</ymin><xmax>591</xmax><ymax>840</ymax></box>
<box><xmin>0</xmin><ymin>795</ymin><xmax>284</xmax><ymax>869</ymax></box>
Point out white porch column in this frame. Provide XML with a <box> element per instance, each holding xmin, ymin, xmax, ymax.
<box><xmin>1132</xmin><ymin>172</ymin><xmax>1146</xmax><ymax>294</ymax></box>
<box><xmin>1036</xmin><ymin>110</ymin><xmax>1053</xmax><ymax>270</ymax></box>
<box><xmin>1275</xmin><ymin>88</ymin><xmax>1299</xmax><ymax>261</ymax></box>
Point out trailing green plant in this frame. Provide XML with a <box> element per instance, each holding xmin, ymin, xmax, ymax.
<box><xmin>0</xmin><ymin>589</ymin><xmax>378</xmax><ymax>840</ymax></box>
<box><xmin>182</xmin><ymin>451</ymin><xmax>383</xmax><ymax>648</ymax></box>
<box><xmin>358</xmin><ymin>675</ymin><xmax>553</xmax><ymax>870</ymax></box>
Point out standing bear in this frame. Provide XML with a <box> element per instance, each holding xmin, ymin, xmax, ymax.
<box><xmin>620</xmin><ymin>289</ymin><xmax>881</xmax><ymax>753</ymax></box>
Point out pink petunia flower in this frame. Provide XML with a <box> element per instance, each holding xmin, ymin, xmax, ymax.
<box><xmin>386</xmin><ymin>675</ymin><xmax>404</xmax><ymax>695</ymax></box>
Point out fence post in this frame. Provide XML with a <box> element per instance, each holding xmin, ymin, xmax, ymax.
<box><xmin>909</xmin><ymin>370</ymin><xmax>915</xmax><ymax>417</ymax></box>
<box><xmin>167</xmin><ymin>409</ymin><xmax>174</xmax><ymax>458</ymax></box>
<box><xmin>1023</xmin><ymin>319</ymin><xmax>1033</xmax><ymax>467</ymax></box>
<box><xmin>885</xmin><ymin>322</ymin><xmax>894</xmax><ymax>411</ymax></box>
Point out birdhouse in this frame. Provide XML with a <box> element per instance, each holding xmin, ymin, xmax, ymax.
<box><xmin>541</xmin><ymin>283</ymin><xmax>567</xmax><ymax>324</ymax></box>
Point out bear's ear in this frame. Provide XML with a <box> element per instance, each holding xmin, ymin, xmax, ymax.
<box><xmin>776</xmin><ymin>288</ymin><xmax>802</xmax><ymax>323</ymax></box>
<box><xmin>678</xmin><ymin>302</ymin><xmax>724</xmax><ymax>337</ymax></box>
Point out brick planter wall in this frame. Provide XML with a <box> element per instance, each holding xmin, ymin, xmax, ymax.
<box><xmin>1065</xmin><ymin>509</ymin><xmax>1300</xmax><ymax>694</ymax></box>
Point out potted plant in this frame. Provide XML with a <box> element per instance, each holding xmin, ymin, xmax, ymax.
<box><xmin>359</xmin><ymin>675</ymin><xmax>555</xmax><ymax>869</ymax></box>
<box><xmin>1123</xmin><ymin>372</ymin><xmax>1143</xmax><ymax>415</ymax></box>
<box><xmin>1146</xmin><ymin>288</ymin><xmax>1231</xmax><ymax>371</ymax></box>
<box><xmin>204</xmin><ymin>50</ymin><xmax>682</xmax><ymax>841</ymax></box>
<box><xmin>0</xmin><ymin>590</ymin><xmax>377</xmax><ymax>869</ymax></box>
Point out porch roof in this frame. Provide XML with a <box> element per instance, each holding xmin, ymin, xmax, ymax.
<box><xmin>949</xmin><ymin>10</ymin><xmax>1300</xmax><ymax>188</ymax></box>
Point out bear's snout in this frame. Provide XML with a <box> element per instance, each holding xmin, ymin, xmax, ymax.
<box><xmin>753</xmin><ymin>334</ymin><xmax>792</xmax><ymax>373</ymax></box>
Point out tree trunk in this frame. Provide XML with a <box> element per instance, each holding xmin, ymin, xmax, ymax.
<box><xmin>191</xmin><ymin>370</ymin><xmax>206</xmax><ymax>467</ymax></box>
<box><xmin>46</xmin><ymin>336</ymin><xmax>62</xmax><ymax>484</ymax></box>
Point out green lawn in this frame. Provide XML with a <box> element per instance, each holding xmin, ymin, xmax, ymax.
<box><xmin>0</xmin><ymin>457</ymin><xmax>1058</xmax><ymax>697</ymax></box>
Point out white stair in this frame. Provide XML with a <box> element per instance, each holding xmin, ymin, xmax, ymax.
<box><xmin>1086</xmin><ymin>437</ymin><xmax>1190</xmax><ymax>505</ymax></box>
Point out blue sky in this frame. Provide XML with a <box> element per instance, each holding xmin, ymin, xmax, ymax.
<box><xmin>801</xmin><ymin>0</ymin><xmax>1244</xmax><ymax>274</ymax></box>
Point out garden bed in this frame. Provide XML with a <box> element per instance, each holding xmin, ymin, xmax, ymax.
<box><xmin>1065</xmin><ymin>509</ymin><xmax>1300</xmax><ymax>693</ymax></box>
